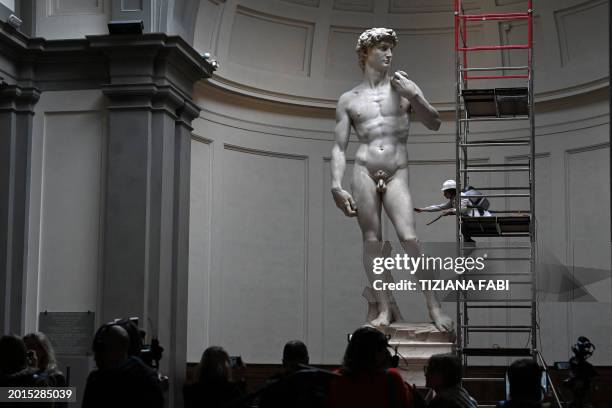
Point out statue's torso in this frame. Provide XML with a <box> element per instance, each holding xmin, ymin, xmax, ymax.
<box><xmin>344</xmin><ymin>82</ymin><xmax>411</xmax><ymax>178</ymax></box>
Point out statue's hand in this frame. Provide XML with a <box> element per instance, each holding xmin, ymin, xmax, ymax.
<box><xmin>332</xmin><ymin>188</ymin><xmax>357</xmax><ymax>217</ymax></box>
<box><xmin>391</xmin><ymin>70</ymin><xmax>419</xmax><ymax>100</ymax></box>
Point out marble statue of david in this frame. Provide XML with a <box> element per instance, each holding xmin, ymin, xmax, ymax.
<box><xmin>330</xmin><ymin>28</ymin><xmax>453</xmax><ymax>331</ymax></box>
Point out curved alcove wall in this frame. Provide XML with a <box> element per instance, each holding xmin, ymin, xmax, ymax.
<box><xmin>194</xmin><ymin>0</ymin><xmax>609</xmax><ymax>108</ymax></box>
<box><xmin>187</xmin><ymin>0</ymin><xmax>610</xmax><ymax>365</ymax></box>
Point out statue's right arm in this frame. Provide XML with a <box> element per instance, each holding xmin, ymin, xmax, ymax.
<box><xmin>331</xmin><ymin>95</ymin><xmax>350</xmax><ymax>190</ymax></box>
<box><xmin>330</xmin><ymin>94</ymin><xmax>357</xmax><ymax>217</ymax></box>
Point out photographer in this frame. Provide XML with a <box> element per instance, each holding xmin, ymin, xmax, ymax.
<box><xmin>82</xmin><ymin>322</ymin><xmax>164</xmax><ymax>408</ymax></box>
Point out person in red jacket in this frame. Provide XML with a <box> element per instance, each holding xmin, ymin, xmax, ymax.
<box><xmin>326</xmin><ymin>326</ymin><xmax>414</xmax><ymax>408</ymax></box>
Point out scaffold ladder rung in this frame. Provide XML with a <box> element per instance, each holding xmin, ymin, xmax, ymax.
<box><xmin>459</xmin><ymin>193</ymin><xmax>530</xmax><ymax>198</ymax></box>
<box><xmin>472</xmin><ymin>187</ymin><xmax>530</xmax><ymax>191</ymax></box>
<box><xmin>459</xmin><ymin>117</ymin><xmax>529</xmax><ymax>122</ymax></box>
<box><xmin>460</xmin><ymin>66</ymin><xmax>529</xmax><ymax>72</ymax></box>
<box><xmin>460</xmin><ymin>141</ymin><xmax>530</xmax><ymax>147</ymax></box>
<box><xmin>459</xmin><ymin>12</ymin><xmax>530</xmax><ymax>21</ymax></box>
<box><xmin>466</xmin><ymin>304</ymin><xmax>532</xmax><ymax>309</ymax></box>
<box><xmin>460</xmin><ymin>168</ymin><xmax>530</xmax><ymax>173</ymax></box>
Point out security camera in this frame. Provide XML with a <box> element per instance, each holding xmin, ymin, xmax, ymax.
<box><xmin>7</xmin><ymin>14</ymin><xmax>22</xmax><ymax>29</ymax></box>
<box><xmin>201</xmin><ymin>52</ymin><xmax>220</xmax><ymax>71</ymax></box>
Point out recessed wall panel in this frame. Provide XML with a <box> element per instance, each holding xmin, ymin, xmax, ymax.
<box><xmin>193</xmin><ymin>0</ymin><xmax>224</xmax><ymax>54</ymax></box>
<box><xmin>325</xmin><ymin>27</ymin><xmax>365</xmax><ymax>82</ymax></box>
<box><xmin>187</xmin><ymin>138</ymin><xmax>213</xmax><ymax>362</ymax></box>
<box><xmin>555</xmin><ymin>0</ymin><xmax>609</xmax><ymax>66</ymax></box>
<box><xmin>332</xmin><ymin>0</ymin><xmax>374</xmax><ymax>13</ymax></box>
<box><xmin>389</xmin><ymin>0</ymin><xmax>478</xmax><ymax>13</ymax></box>
<box><xmin>281</xmin><ymin>0</ymin><xmax>320</xmax><ymax>7</ymax></box>
<box><xmin>228</xmin><ymin>7</ymin><xmax>314</xmax><ymax>75</ymax></box>
<box><xmin>216</xmin><ymin>146</ymin><xmax>308</xmax><ymax>362</ymax></box>
<box><xmin>38</xmin><ymin>112</ymin><xmax>105</xmax><ymax>312</ymax></box>
<box><xmin>566</xmin><ymin>144</ymin><xmax>611</xmax><ymax>365</ymax></box>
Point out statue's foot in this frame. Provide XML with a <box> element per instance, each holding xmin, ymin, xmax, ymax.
<box><xmin>370</xmin><ymin>310</ymin><xmax>392</xmax><ymax>327</ymax></box>
<box><xmin>366</xmin><ymin>301</ymin><xmax>379</xmax><ymax>322</ymax></box>
<box><xmin>390</xmin><ymin>302</ymin><xmax>403</xmax><ymax>324</ymax></box>
<box><xmin>430</xmin><ymin>307</ymin><xmax>454</xmax><ymax>332</ymax></box>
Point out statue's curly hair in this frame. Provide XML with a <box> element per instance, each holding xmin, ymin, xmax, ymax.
<box><xmin>355</xmin><ymin>28</ymin><xmax>398</xmax><ymax>71</ymax></box>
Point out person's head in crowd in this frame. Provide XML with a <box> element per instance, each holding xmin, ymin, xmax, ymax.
<box><xmin>195</xmin><ymin>346</ymin><xmax>232</xmax><ymax>383</ymax></box>
<box><xmin>282</xmin><ymin>340</ymin><xmax>309</xmax><ymax>373</ymax></box>
<box><xmin>425</xmin><ymin>353</ymin><xmax>462</xmax><ymax>392</ymax></box>
<box><xmin>23</xmin><ymin>332</ymin><xmax>58</xmax><ymax>373</ymax></box>
<box><xmin>342</xmin><ymin>326</ymin><xmax>390</xmax><ymax>375</ymax></box>
<box><xmin>507</xmin><ymin>359</ymin><xmax>543</xmax><ymax>402</ymax></box>
<box><xmin>93</xmin><ymin>324</ymin><xmax>131</xmax><ymax>370</ymax></box>
<box><xmin>0</xmin><ymin>335</ymin><xmax>29</xmax><ymax>375</ymax></box>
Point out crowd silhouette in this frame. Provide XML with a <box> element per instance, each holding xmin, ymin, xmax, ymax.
<box><xmin>0</xmin><ymin>323</ymin><xmax>553</xmax><ymax>408</ymax></box>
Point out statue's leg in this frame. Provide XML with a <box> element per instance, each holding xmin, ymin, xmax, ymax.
<box><xmin>382</xmin><ymin>169</ymin><xmax>454</xmax><ymax>332</ymax></box>
<box><xmin>351</xmin><ymin>164</ymin><xmax>392</xmax><ymax>326</ymax></box>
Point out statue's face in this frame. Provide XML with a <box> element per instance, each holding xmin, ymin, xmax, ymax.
<box><xmin>365</xmin><ymin>40</ymin><xmax>394</xmax><ymax>71</ymax></box>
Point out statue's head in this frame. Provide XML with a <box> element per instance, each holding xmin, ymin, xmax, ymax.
<box><xmin>355</xmin><ymin>28</ymin><xmax>398</xmax><ymax>71</ymax></box>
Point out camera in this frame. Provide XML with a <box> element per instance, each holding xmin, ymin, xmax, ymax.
<box><xmin>94</xmin><ymin>317</ymin><xmax>164</xmax><ymax>370</ymax></box>
<box><xmin>229</xmin><ymin>356</ymin><xmax>245</xmax><ymax>369</ymax></box>
<box><xmin>562</xmin><ymin>336</ymin><xmax>597</xmax><ymax>408</ymax></box>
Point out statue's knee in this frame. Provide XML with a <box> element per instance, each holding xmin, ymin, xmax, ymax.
<box><xmin>399</xmin><ymin>233</ymin><xmax>418</xmax><ymax>243</ymax></box>
<box><xmin>362</xmin><ymin>232</ymin><xmax>380</xmax><ymax>243</ymax></box>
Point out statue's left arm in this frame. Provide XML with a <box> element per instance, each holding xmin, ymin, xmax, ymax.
<box><xmin>391</xmin><ymin>71</ymin><xmax>441</xmax><ymax>131</ymax></box>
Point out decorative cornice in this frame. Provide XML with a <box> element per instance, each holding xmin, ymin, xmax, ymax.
<box><xmin>0</xmin><ymin>23</ymin><xmax>215</xmax><ymax>101</ymax></box>
<box><xmin>203</xmin><ymin>73</ymin><xmax>609</xmax><ymax>112</ymax></box>
<box><xmin>0</xmin><ymin>85</ymin><xmax>41</xmax><ymax>112</ymax></box>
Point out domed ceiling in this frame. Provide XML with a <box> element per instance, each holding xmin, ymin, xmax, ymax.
<box><xmin>194</xmin><ymin>0</ymin><xmax>608</xmax><ymax>108</ymax></box>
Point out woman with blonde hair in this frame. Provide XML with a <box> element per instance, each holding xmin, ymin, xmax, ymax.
<box><xmin>23</xmin><ymin>332</ymin><xmax>66</xmax><ymax>387</ymax></box>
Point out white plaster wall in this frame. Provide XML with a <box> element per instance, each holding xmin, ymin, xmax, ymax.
<box><xmin>25</xmin><ymin>90</ymin><xmax>107</xmax><ymax>332</ymax></box>
<box><xmin>194</xmin><ymin>0</ymin><xmax>609</xmax><ymax>108</ymax></box>
<box><xmin>188</xmin><ymin>83</ymin><xmax>610</xmax><ymax>365</ymax></box>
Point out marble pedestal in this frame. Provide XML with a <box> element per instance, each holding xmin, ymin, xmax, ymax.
<box><xmin>380</xmin><ymin>323</ymin><xmax>455</xmax><ymax>386</ymax></box>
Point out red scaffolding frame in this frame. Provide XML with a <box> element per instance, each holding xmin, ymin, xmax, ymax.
<box><xmin>454</xmin><ymin>0</ymin><xmax>533</xmax><ymax>81</ymax></box>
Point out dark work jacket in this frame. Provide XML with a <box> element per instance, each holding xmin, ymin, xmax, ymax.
<box><xmin>81</xmin><ymin>357</ymin><xmax>164</xmax><ymax>408</ymax></box>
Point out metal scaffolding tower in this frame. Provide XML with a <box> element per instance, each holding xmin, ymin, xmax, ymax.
<box><xmin>454</xmin><ymin>0</ymin><xmax>537</xmax><ymax>365</ymax></box>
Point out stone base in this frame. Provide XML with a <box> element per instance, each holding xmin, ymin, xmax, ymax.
<box><xmin>380</xmin><ymin>323</ymin><xmax>455</xmax><ymax>386</ymax></box>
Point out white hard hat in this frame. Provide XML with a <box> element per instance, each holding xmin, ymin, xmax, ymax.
<box><xmin>441</xmin><ymin>179</ymin><xmax>456</xmax><ymax>191</ymax></box>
